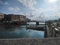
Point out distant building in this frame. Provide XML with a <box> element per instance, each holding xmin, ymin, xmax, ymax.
<box><xmin>26</xmin><ymin>18</ymin><xmax>31</xmax><ymax>22</ymax></box>
<box><xmin>46</xmin><ymin>19</ymin><xmax>60</xmax><ymax>27</ymax></box>
<box><xmin>10</xmin><ymin>14</ymin><xmax>20</xmax><ymax>22</ymax></box>
<box><xmin>0</xmin><ymin>14</ymin><xmax>4</xmax><ymax>22</ymax></box>
<box><xmin>20</xmin><ymin>15</ymin><xmax>26</xmax><ymax>22</ymax></box>
<box><xmin>4</xmin><ymin>14</ymin><xmax>11</xmax><ymax>21</ymax></box>
<box><xmin>0</xmin><ymin>14</ymin><xmax>30</xmax><ymax>25</ymax></box>
<box><xmin>4</xmin><ymin>14</ymin><xmax>27</xmax><ymax>23</ymax></box>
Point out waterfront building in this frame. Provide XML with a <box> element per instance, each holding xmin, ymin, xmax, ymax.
<box><xmin>0</xmin><ymin>14</ymin><xmax>4</xmax><ymax>22</ymax></box>
<box><xmin>4</xmin><ymin>14</ymin><xmax>11</xmax><ymax>21</ymax></box>
<box><xmin>20</xmin><ymin>15</ymin><xmax>26</xmax><ymax>23</ymax></box>
<box><xmin>0</xmin><ymin>14</ymin><xmax>29</xmax><ymax>25</ymax></box>
<box><xmin>10</xmin><ymin>14</ymin><xmax>20</xmax><ymax>22</ymax></box>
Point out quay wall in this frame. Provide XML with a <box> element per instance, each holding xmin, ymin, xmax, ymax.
<box><xmin>0</xmin><ymin>37</ymin><xmax>60</xmax><ymax>45</ymax></box>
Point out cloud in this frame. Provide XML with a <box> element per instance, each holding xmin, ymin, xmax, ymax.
<box><xmin>4</xmin><ymin>2</ymin><xmax>9</xmax><ymax>5</ymax></box>
<box><xmin>29</xmin><ymin>0</ymin><xmax>60</xmax><ymax>21</ymax></box>
<box><xmin>1</xmin><ymin>0</ymin><xmax>60</xmax><ymax>21</ymax></box>
<box><xmin>0</xmin><ymin>0</ymin><xmax>8</xmax><ymax>5</ymax></box>
<box><xmin>8</xmin><ymin>7</ymin><xmax>21</xmax><ymax>12</ymax></box>
<box><xmin>18</xmin><ymin>0</ymin><xmax>36</xmax><ymax>10</ymax></box>
<box><xmin>0</xmin><ymin>0</ymin><xmax>3</xmax><ymax>4</ymax></box>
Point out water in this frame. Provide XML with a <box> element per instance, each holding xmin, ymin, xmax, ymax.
<box><xmin>27</xmin><ymin>22</ymin><xmax>45</xmax><ymax>25</ymax></box>
<box><xmin>0</xmin><ymin>22</ymin><xmax>44</xmax><ymax>39</ymax></box>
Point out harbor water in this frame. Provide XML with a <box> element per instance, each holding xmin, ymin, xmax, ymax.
<box><xmin>0</xmin><ymin>22</ymin><xmax>44</xmax><ymax>39</ymax></box>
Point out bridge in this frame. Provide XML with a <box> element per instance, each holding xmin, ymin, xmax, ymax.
<box><xmin>29</xmin><ymin>20</ymin><xmax>45</xmax><ymax>23</ymax></box>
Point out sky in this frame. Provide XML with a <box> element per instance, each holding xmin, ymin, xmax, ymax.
<box><xmin>0</xmin><ymin>0</ymin><xmax>60</xmax><ymax>21</ymax></box>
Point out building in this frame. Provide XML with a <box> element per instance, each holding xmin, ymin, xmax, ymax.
<box><xmin>20</xmin><ymin>15</ymin><xmax>26</xmax><ymax>23</ymax></box>
<box><xmin>4</xmin><ymin>14</ymin><xmax>11</xmax><ymax>21</ymax></box>
<box><xmin>0</xmin><ymin>14</ymin><xmax>28</xmax><ymax>25</ymax></box>
<box><xmin>26</xmin><ymin>18</ymin><xmax>31</xmax><ymax>22</ymax></box>
<box><xmin>0</xmin><ymin>14</ymin><xmax>4</xmax><ymax>22</ymax></box>
<box><xmin>4</xmin><ymin>14</ymin><xmax>27</xmax><ymax>22</ymax></box>
<box><xmin>10</xmin><ymin>14</ymin><xmax>20</xmax><ymax>22</ymax></box>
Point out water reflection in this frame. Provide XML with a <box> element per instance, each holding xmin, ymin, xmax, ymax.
<box><xmin>0</xmin><ymin>24</ymin><xmax>44</xmax><ymax>39</ymax></box>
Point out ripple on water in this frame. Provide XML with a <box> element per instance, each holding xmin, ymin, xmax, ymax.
<box><xmin>0</xmin><ymin>25</ymin><xmax>44</xmax><ymax>38</ymax></box>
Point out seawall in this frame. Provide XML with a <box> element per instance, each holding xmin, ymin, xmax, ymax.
<box><xmin>0</xmin><ymin>37</ymin><xmax>60</xmax><ymax>45</ymax></box>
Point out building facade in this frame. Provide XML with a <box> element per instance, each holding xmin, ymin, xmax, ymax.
<box><xmin>10</xmin><ymin>14</ymin><xmax>20</xmax><ymax>22</ymax></box>
<box><xmin>0</xmin><ymin>14</ymin><xmax>27</xmax><ymax>24</ymax></box>
<box><xmin>20</xmin><ymin>15</ymin><xmax>26</xmax><ymax>22</ymax></box>
<box><xmin>0</xmin><ymin>14</ymin><xmax>4</xmax><ymax>22</ymax></box>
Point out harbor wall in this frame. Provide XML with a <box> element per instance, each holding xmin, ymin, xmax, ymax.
<box><xmin>0</xmin><ymin>37</ymin><xmax>60</xmax><ymax>45</ymax></box>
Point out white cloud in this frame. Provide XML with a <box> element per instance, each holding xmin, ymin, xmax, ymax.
<box><xmin>8</xmin><ymin>7</ymin><xmax>21</xmax><ymax>12</ymax></box>
<box><xmin>8</xmin><ymin>0</ymin><xmax>45</xmax><ymax>21</ymax></box>
<box><xmin>30</xmin><ymin>0</ymin><xmax>60</xmax><ymax>21</ymax></box>
<box><xmin>6</xmin><ymin>0</ymin><xmax>60</xmax><ymax>21</ymax></box>
<box><xmin>18</xmin><ymin>0</ymin><xmax>36</xmax><ymax>10</ymax></box>
<box><xmin>4</xmin><ymin>2</ymin><xmax>9</xmax><ymax>5</ymax></box>
<box><xmin>47</xmin><ymin>0</ymin><xmax>57</xmax><ymax>3</ymax></box>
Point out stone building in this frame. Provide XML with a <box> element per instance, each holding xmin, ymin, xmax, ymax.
<box><xmin>20</xmin><ymin>15</ymin><xmax>26</xmax><ymax>23</ymax></box>
<box><xmin>0</xmin><ymin>14</ymin><xmax>27</xmax><ymax>24</ymax></box>
<box><xmin>10</xmin><ymin>14</ymin><xmax>26</xmax><ymax>23</ymax></box>
<box><xmin>10</xmin><ymin>14</ymin><xmax>20</xmax><ymax>22</ymax></box>
<box><xmin>0</xmin><ymin>14</ymin><xmax>4</xmax><ymax>22</ymax></box>
<box><xmin>4</xmin><ymin>14</ymin><xmax>11</xmax><ymax>21</ymax></box>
